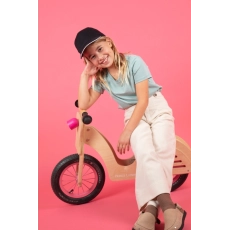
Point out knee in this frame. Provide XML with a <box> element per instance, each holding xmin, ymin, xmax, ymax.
<box><xmin>134</xmin><ymin>148</ymin><xmax>158</xmax><ymax>163</ymax></box>
<box><xmin>154</xmin><ymin>137</ymin><xmax>176</xmax><ymax>156</ymax></box>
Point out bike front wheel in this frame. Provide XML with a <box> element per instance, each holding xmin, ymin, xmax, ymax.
<box><xmin>51</xmin><ymin>154</ymin><xmax>105</xmax><ymax>205</ymax></box>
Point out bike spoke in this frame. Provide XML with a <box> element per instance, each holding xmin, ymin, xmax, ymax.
<box><xmin>71</xmin><ymin>164</ymin><xmax>77</xmax><ymax>173</ymax></box>
<box><xmin>62</xmin><ymin>179</ymin><xmax>76</xmax><ymax>186</ymax></box>
<box><xmin>59</xmin><ymin>162</ymin><xmax>99</xmax><ymax>198</ymax></box>
<box><xmin>66</xmin><ymin>168</ymin><xmax>76</xmax><ymax>177</ymax></box>
<box><xmin>81</xmin><ymin>182</ymin><xmax>91</xmax><ymax>190</ymax></box>
<box><xmin>63</xmin><ymin>173</ymin><xmax>75</xmax><ymax>178</ymax></box>
<box><xmin>82</xmin><ymin>178</ymin><xmax>95</xmax><ymax>183</ymax></box>
<box><xmin>83</xmin><ymin>166</ymin><xmax>91</xmax><ymax>176</ymax></box>
<box><xmin>83</xmin><ymin>171</ymin><xmax>95</xmax><ymax>177</ymax></box>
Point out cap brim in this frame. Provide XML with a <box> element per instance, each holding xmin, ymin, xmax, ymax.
<box><xmin>80</xmin><ymin>36</ymin><xmax>103</xmax><ymax>58</ymax></box>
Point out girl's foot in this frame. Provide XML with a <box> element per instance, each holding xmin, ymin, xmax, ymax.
<box><xmin>163</xmin><ymin>204</ymin><xmax>187</xmax><ymax>230</ymax></box>
<box><xmin>132</xmin><ymin>205</ymin><xmax>160</xmax><ymax>230</ymax></box>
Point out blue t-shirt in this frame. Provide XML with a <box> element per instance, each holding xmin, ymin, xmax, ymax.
<box><xmin>92</xmin><ymin>54</ymin><xmax>162</xmax><ymax>109</ymax></box>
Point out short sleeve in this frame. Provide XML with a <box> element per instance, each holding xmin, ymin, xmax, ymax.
<box><xmin>91</xmin><ymin>80</ymin><xmax>105</xmax><ymax>94</ymax></box>
<box><xmin>132</xmin><ymin>56</ymin><xmax>152</xmax><ymax>84</ymax></box>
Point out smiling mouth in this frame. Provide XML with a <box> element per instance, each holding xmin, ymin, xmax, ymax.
<box><xmin>100</xmin><ymin>56</ymin><xmax>108</xmax><ymax>65</ymax></box>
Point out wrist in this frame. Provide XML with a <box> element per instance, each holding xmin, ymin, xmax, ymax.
<box><xmin>81</xmin><ymin>73</ymin><xmax>91</xmax><ymax>79</ymax></box>
<box><xmin>124</xmin><ymin>128</ymin><xmax>133</xmax><ymax>134</ymax></box>
<box><xmin>80</xmin><ymin>74</ymin><xmax>92</xmax><ymax>83</ymax></box>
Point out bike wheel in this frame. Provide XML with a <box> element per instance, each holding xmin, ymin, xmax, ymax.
<box><xmin>171</xmin><ymin>174</ymin><xmax>189</xmax><ymax>192</ymax></box>
<box><xmin>51</xmin><ymin>154</ymin><xmax>105</xmax><ymax>205</ymax></box>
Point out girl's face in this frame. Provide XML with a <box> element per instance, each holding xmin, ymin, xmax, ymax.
<box><xmin>83</xmin><ymin>39</ymin><xmax>115</xmax><ymax>70</ymax></box>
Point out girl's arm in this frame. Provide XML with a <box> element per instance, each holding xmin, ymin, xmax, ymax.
<box><xmin>78</xmin><ymin>58</ymin><xmax>101</xmax><ymax>110</ymax></box>
<box><xmin>78</xmin><ymin>74</ymin><xmax>101</xmax><ymax>110</ymax></box>
<box><xmin>117</xmin><ymin>79</ymin><xmax>149</xmax><ymax>154</ymax></box>
<box><xmin>124</xmin><ymin>79</ymin><xmax>149</xmax><ymax>132</ymax></box>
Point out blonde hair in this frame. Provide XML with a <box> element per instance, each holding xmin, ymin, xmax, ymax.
<box><xmin>90</xmin><ymin>36</ymin><xmax>130</xmax><ymax>92</ymax></box>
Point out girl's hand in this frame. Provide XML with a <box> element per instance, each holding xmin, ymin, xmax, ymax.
<box><xmin>82</xmin><ymin>57</ymin><xmax>99</xmax><ymax>77</ymax></box>
<box><xmin>117</xmin><ymin>130</ymin><xmax>132</xmax><ymax>154</ymax></box>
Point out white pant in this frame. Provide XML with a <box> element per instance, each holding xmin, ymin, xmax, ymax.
<box><xmin>124</xmin><ymin>92</ymin><xmax>176</xmax><ymax>211</ymax></box>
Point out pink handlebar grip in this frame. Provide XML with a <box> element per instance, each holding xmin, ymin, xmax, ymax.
<box><xmin>67</xmin><ymin>118</ymin><xmax>79</xmax><ymax>130</ymax></box>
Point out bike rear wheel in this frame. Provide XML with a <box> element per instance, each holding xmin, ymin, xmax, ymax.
<box><xmin>171</xmin><ymin>174</ymin><xmax>189</xmax><ymax>192</ymax></box>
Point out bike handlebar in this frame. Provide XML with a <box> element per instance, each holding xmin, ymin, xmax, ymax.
<box><xmin>75</xmin><ymin>100</ymin><xmax>92</xmax><ymax>125</ymax></box>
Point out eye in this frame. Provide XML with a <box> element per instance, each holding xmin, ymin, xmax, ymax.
<box><xmin>90</xmin><ymin>55</ymin><xmax>95</xmax><ymax>60</ymax></box>
<box><xmin>98</xmin><ymin>47</ymin><xmax>102</xmax><ymax>52</ymax></box>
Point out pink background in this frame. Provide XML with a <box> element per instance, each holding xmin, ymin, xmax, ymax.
<box><xmin>39</xmin><ymin>0</ymin><xmax>191</xmax><ymax>229</ymax></box>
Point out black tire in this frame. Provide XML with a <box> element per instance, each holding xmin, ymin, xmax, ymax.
<box><xmin>51</xmin><ymin>154</ymin><xmax>105</xmax><ymax>205</ymax></box>
<box><xmin>171</xmin><ymin>174</ymin><xmax>189</xmax><ymax>192</ymax></box>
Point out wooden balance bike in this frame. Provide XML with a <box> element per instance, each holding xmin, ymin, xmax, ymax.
<box><xmin>51</xmin><ymin>100</ymin><xmax>191</xmax><ymax>205</ymax></box>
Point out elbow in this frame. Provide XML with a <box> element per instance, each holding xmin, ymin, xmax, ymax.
<box><xmin>78</xmin><ymin>101</ymin><xmax>89</xmax><ymax>111</ymax></box>
<box><xmin>79</xmin><ymin>105</ymin><xmax>89</xmax><ymax>111</ymax></box>
<box><xmin>79</xmin><ymin>106</ymin><xmax>88</xmax><ymax>111</ymax></box>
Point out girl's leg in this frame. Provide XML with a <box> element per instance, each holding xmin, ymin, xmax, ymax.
<box><xmin>128</xmin><ymin>116</ymin><xmax>174</xmax><ymax>230</ymax></box>
<box><xmin>130</xmin><ymin>119</ymin><xmax>173</xmax><ymax>211</ymax></box>
<box><xmin>148</xmin><ymin>94</ymin><xmax>187</xmax><ymax>229</ymax></box>
<box><xmin>156</xmin><ymin>193</ymin><xmax>174</xmax><ymax>212</ymax></box>
<box><xmin>126</xmin><ymin>92</ymin><xmax>186</xmax><ymax>229</ymax></box>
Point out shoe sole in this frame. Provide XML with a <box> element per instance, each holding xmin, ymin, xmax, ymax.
<box><xmin>132</xmin><ymin>218</ymin><xmax>160</xmax><ymax>230</ymax></box>
<box><xmin>132</xmin><ymin>211</ymin><xmax>187</xmax><ymax>230</ymax></box>
<box><xmin>178</xmin><ymin>210</ymin><xmax>187</xmax><ymax>230</ymax></box>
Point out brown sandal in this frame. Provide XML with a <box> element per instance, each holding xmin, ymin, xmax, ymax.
<box><xmin>163</xmin><ymin>204</ymin><xmax>187</xmax><ymax>230</ymax></box>
<box><xmin>132</xmin><ymin>211</ymin><xmax>160</xmax><ymax>230</ymax></box>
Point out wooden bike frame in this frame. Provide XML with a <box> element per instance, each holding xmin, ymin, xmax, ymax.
<box><xmin>75</xmin><ymin>110</ymin><xmax>191</xmax><ymax>186</ymax></box>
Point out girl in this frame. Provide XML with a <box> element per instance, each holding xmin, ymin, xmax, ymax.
<box><xmin>74</xmin><ymin>27</ymin><xmax>187</xmax><ymax>230</ymax></box>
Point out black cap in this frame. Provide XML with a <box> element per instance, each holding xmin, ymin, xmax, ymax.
<box><xmin>74</xmin><ymin>27</ymin><xmax>105</xmax><ymax>58</ymax></box>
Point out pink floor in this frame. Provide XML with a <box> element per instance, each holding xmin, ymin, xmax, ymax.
<box><xmin>39</xmin><ymin>173</ymin><xmax>191</xmax><ymax>229</ymax></box>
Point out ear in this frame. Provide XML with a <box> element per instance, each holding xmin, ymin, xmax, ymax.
<box><xmin>106</xmin><ymin>38</ymin><xmax>112</xmax><ymax>47</ymax></box>
<box><xmin>83</xmin><ymin>57</ymin><xmax>87</xmax><ymax>65</ymax></box>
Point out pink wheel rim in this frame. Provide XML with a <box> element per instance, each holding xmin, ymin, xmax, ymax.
<box><xmin>59</xmin><ymin>162</ymin><xmax>99</xmax><ymax>198</ymax></box>
<box><xmin>172</xmin><ymin>174</ymin><xmax>180</xmax><ymax>183</ymax></box>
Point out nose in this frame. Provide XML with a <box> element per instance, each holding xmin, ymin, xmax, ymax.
<box><xmin>98</xmin><ymin>53</ymin><xmax>104</xmax><ymax>63</ymax></box>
